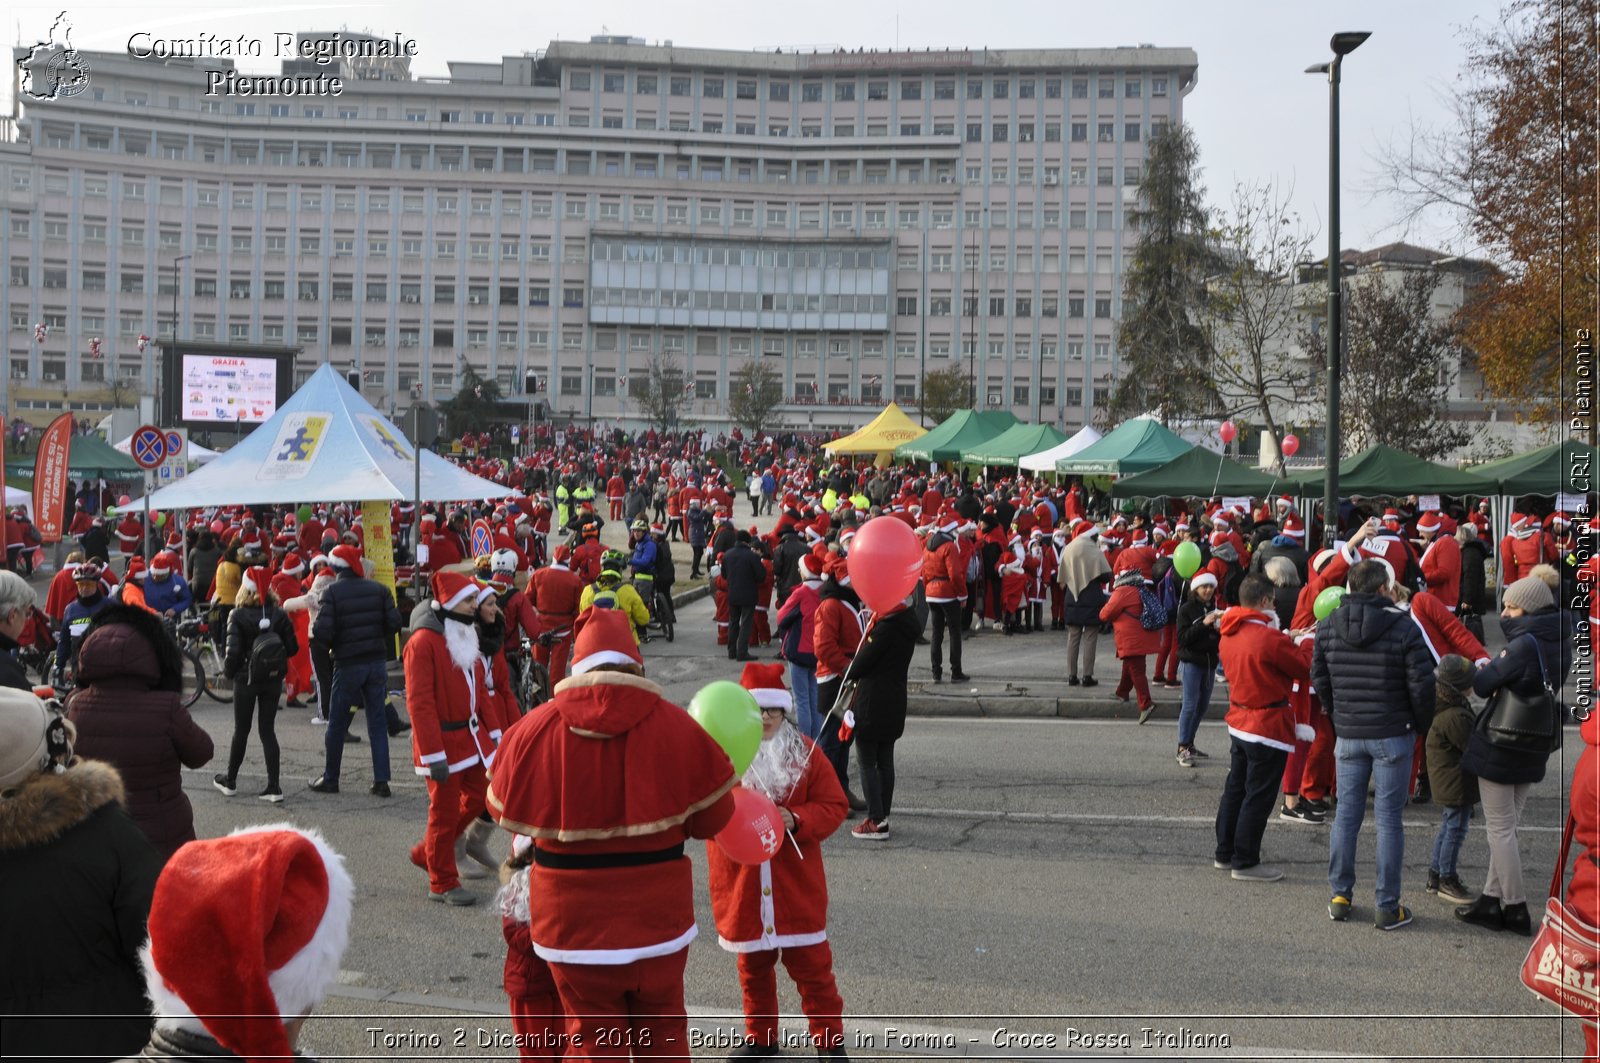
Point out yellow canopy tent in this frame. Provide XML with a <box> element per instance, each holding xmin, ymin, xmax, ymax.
<box><xmin>822</xmin><ymin>402</ymin><xmax>928</xmax><ymax>466</ymax></box>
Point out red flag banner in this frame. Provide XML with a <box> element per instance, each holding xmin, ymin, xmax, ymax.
<box><xmin>0</xmin><ymin>414</ymin><xmax>7</xmax><ymax>558</ymax></box>
<box><xmin>33</xmin><ymin>413</ymin><xmax>73</xmax><ymax>544</ymax></box>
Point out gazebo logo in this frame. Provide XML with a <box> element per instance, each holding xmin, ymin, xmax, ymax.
<box><xmin>261</xmin><ymin>413</ymin><xmax>329</xmax><ymax>481</ymax></box>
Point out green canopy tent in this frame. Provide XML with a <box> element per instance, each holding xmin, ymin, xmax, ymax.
<box><xmin>1054</xmin><ymin>418</ymin><xmax>1194</xmax><ymax>477</ymax></box>
<box><xmin>1110</xmin><ymin>445</ymin><xmax>1284</xmax><ymax>499</ymax></box>
<box><xmin>1291</xmin><ymin>444</ymin><xmax>1494</xmax><ymax>497</ymax></box>
<box><xmin>1469</xmin><ymin>440</ymin><xmax>1600</xmax><ymax>496</ymax></box>
<box><xmin>5</xmin><ymin>433</ymin><xmax>142</xmax><ymax>481</ymax></box>
<box><xmin>959</xmin><ymin>423</ymin><xmax>1070</xmax><ymax>466</ymax></box>
<box><xmin>894</xmin><ymin>409</ymin><xmax>1018</xmax><ymax>463</ymax></box>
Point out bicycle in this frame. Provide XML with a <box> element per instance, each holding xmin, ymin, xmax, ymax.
<box><xmin>649</xmin><ymin>586</ymin><xmax>676</xmax><ymax>643</ymax></box>
<box><xmin>508</xmin><ymin>636</ymin><xmax>552</xmax><ymax>714</ymax></box>
<box><xmin>164</xmin><ymin>614</ymin><xmax>212</xmax><ymax>704</ymax></box>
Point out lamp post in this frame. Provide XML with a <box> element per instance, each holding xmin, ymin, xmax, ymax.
<box><xmin>167</xmin><ymin>254</ymin><xmax>191</xmax><ymax>342</ymax></box>
<box><xmin>1306</xmin><ymin>31</ymin><xmax>1370</xmax><ymax>548</ymax></box>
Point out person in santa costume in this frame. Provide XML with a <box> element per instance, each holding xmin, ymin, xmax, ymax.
<box><xmin>486</xmin><ymin>608</ymin><xmax>737</xmax><ymax>1061</ymax></box>
<box><xmin>405</xmin><ymin>571</ymin><xmax>516</xmax><ymax>905</ymax></box>
<box><xmin>130</xmin><ymin>824</ymin><xmax>354</xmax><ymax>1063</ymax></box>
<box><xmin>1415</xmin><ymin>511</ymin><xmax>1461</xmax><ymax>610</ymax></box>
<box><xmin>707</xmin><ymin>663</ymin><xmax>849</xmax><ymax>1060</ymax></box>
<box><xmin>498</xmin><ymin>833</ymin><xmax>569</xmax><ymax>1062</ymax></box>
<box><xmin>529</xmin><ymin>545</ymin><xmax>584</xmax><ymax>686</ymax></box>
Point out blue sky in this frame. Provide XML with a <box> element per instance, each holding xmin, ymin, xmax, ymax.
<box><xmin>8</xmin><ymin>0</ymin><xmax>1504</xmax><ymax>253</ymax></box>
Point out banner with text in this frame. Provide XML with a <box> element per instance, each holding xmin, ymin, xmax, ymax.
<box><xmin>32</xmin><ymin>413</ymin><xmax>73</xmax><ymax>543</ymax></box>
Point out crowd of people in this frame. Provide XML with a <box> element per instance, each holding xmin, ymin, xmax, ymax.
<box><xmin>1</xmin><ymin>422</ymin><xmax>1596</xmax><ymax>1060</ymax></box>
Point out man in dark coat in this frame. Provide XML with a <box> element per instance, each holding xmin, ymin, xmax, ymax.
<box><xmin>721</xmin><ymin>531</ymin><xmax>766</xmax><ymax>662</ymax></box>
<box><xmin>78</xmin><ymin>517</ymin><xmax>111</xmax><ymax>565</ymax></box>
<box><xmin>1312</xmin><ymin>559</ymin><xmax>1436</xmax><ymax>930</ymax></box>
<box><xmin>772</xmin><ymin>526</ymin><xmax>810</xmax><ymax>607</ymax></box>
<box><xmin>310</xmin><ymin>544</ymin><xmax>404</xmax><ymax>797</ymax></box>
<box><xmin>847</xmin><ymin>600</ymin><xmax>920</xmax><ymax>840</ymax></box>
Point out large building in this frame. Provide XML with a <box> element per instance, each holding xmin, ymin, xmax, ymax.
<box><xmin>2</xmin><ymin>33</ymin><xmax>1196</xmax><ymax>432</ymax></box>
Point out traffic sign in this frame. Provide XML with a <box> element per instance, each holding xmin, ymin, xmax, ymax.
<box><xmin>471</xmin><ymin>518</ymin><xmax>493</xmax><ymax>560</ymax></box>
<box><xmin>131</xmin><ymin>424</ymin><xmax>167</xmax><ymax>470</ymax></box>
<box><xmin>163</xmin><ymin>430</ymin><xmax>184</xmax><ymax>462</ymax></box>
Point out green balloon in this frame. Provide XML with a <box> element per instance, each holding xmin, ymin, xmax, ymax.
<box><xmin>1314</xmin><ymin>585</ymin><xmax>1346</xmax><ymax>622</ymax></box>
<box><xmin>154</xmin><ymin>512</ymin><xmax>166</xmax><ymax>528</ymax></box>
<box><xmin>297</xmin><ymin>504</ymin><xmax>313</xmax><ymax>523</ymax></box>
<box><xmin>688</xmin><ymin>681</ymin><xmax>763</xmax><ymax>775</ymax></box>
<box><xmin>1172</xmin><ymin>540</ymin><xmax>1202</xmax><ymax>580</ymax></box>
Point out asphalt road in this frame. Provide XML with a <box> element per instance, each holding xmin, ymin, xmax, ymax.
<box><xmin>33</xmin><ymin>547</ymin><xmax>1593</xmax><ymax>1061</ymax></box>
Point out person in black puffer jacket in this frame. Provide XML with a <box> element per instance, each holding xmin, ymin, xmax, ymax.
<box><xmin>1456</xmin><ymin>569</ymin><xmax>1573</xmax><ymax>936</ymax></box>
<box><xmin>1455</xmin><ymin>523</ymin><xmax>1490</xmax><ymax>641</ymax></box>
<box><xmin>310</xmin><ymin>545</ymin><xmax>404</xmax><ymax>796</ymax></box>
<box><xmin>1312</xmin><ymin>559</ymin><xmax>1436</xmax><ymax>930</ymax></box>
<box><xmin>848</xmin><ymin>600</ymin><xmax>920</xmax><ymax>841</ymax></box>
<box><xmin>216</xmin><ymin>567</ymin><xmax>299</xmax><ymax>803</ymax></box>
<box><xmin>1174</xmin><ymin>572</ymin><xmax>1223</xmax><ymax>765</ymax></box>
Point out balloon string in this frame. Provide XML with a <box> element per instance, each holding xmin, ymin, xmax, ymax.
<box><xmin>782</xmin><ymin>609</ymin><xmax>878</xmax><ymax>809</ymax></box>
<box><xmin>1210</xmin><ymin>452</ymin><xmax>1224</xmax><ymax>502</ymax></box>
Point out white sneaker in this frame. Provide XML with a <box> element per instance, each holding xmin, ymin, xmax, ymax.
<box><xmin>1231</xmin><ymin>865</ymin><xmax>1285</xmax><ymax>883</ymax></box>
<box><xmin>310</xmin><ymin>715</ymin><xmax>326</xmax><ymax>726</ymax></box>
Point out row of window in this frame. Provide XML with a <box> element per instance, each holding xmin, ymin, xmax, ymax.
<box><xmin>568</xmin><ymin>71</ymin><xmax>1171</xmax><ymax>101</ymax></box>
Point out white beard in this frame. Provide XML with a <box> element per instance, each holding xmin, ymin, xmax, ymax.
<box><xmin>442</xmin><ymin>616</ymin><xmax>481</xmax><ymax>675</ymax></box>
<box><xmin>742</xmin><ymin>721</ymin><xmax>809</xmax><ymax>803</ymax></box>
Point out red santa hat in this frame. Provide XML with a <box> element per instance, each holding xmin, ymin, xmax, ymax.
<box><xmin>799</xmin><ymin>542</ymin><xmax>830</xmax><ymax>581</ymax></box>
<box><xmin>1130</xmin><ymin>528</ymin><xmax>1148</xmax><ymax>545</ymax></box>
<box><xmin>1381</xmin><ymin>507</ymin><xmax>1402</xmax><ymax>526</ymax></box>
<box><xmin>1282</xmin><ymin>515</ymin><xmax>1306</xmax><ymax>539</ymax></box>
<box><xmin>1510</xmin><ymin>511</ymin><xmax>1529</xmax><ymax>531</ymax></box>
<box><xmin>569</xmin><ymin>608</ymin><xmax>644</xmax><ymax>676</ymax></box>
<box><xmin>1549</xmin><ymin>511</ymin><xmax>1570</xmax><ymax>528</ymax></box>
<box><xmin>1276</xmin><ymin>494</ymin><xmax>1295</xmax><ymax>511</ymax></box>
<box><xmin>308</xmin><ymin>554</ymin><xmax>329</xmax><ymax>573</ymax></box>
<box><xmin>166</xmin><ymin>533</ymin><xmax>183</xmax><ymax>549</ymax></box>
<box><xmin>328</xmin><ymin>544</ymin><xmax>363</xmax><ymax>571</ymax></box>
<box><xmin>1415</xmin><ymin>511</ymin><xmax>1443</xmax><ymax>534</ymax></box>
<box><xmin>825</xmin><ymin>553</ymin><xmax>851</xmax><ymax>585</ymax></box>
<box><xmin>141</xmin><ymin>825</ymin><xmax>353</xmax><ymax>1063</ymax></box>
<box><xmin>149</xmin><ymin>551</ymin><xmax>178</xmax><ymax>577</ymax></box>
<box><xmin>1173</xmin><ymin>519</ymin><xmax>1190</xmax><ymax>533</ymax></box>
<box><xmin>938</xmin><ymin>506</ymin><xmax>960</xmax><ymax>534</ymax></box>
<box><xmin>739</xmin><ymin>661</ymin><xmax>792</xmax><ymax>712</ymax></box>
<box><xmin>1190</xmin><ymin>572</ymin><xmax>1218</xmax><ymax>591</ymax></box>
<box><xmin>551</xmin><ymin>544</ymin><xmax>572</xmax><ymax>565</ymax></box>
<box><xmin>280</xmin><ymin>553</ymin><xmax>306</xmax><ymax>578</ymax></box>
<box><xmin>431</xmin><ymin>570</ymin><xmax>480</xmax><ymax>612</ymax></box>
<box><xmin>241</xmin><ymin>565</ymin><xmax>274</xmax><ymax>605</ymax></box>
<box><xmin>1210</xmin><ymin>530</ymin><xmax>1231</xmax><ymax>548</ymax></box>
<box><xmin>125</xmin><ymin>555</ymin><xmax>147</xmax><ymax>581</ymax></box>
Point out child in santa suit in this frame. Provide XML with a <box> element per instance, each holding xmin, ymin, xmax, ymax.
<box><xmin>999</xmin><ymin>533</ymin><xmax>1027</xmax><ymax>635</ymax></box>
<box><xmin>405</xmin><ymin>571</ymin><xmax>517</xmax><ymax>906</ymax></box>
<box><xmin>271</xmin><ymin>553</ymin><xmax>314</xmax><ymax>707</ymax></box>
<box><xmin>712</xmin><ymin>552</ymin><xmax>731</xmax><ymax>647</ymax></box>
<box><xmin>499</xmin><ymin>834</ymin><xmax>568</xmax><ymax>1062</ymax></box>
<box><xmin>707</xmin><ymin>664</ymin><xmax>850</xmax><ymax>1060</ymax></box>
<box><xmin>1024</xmin><ymin>529</ymin><xmax>1048</xmax><ymax>634</ymax></box>
<box><xmin>1047</xmin><ymin>529</ymin><xmax>1069</xmax><ymax>630</ymax></box>
<box><xmin>752</xmin><ymin>543</ymin><xmax>775</xmax><ymax>647</ymax></box>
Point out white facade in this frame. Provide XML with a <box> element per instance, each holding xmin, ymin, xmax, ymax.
<box><xmin>1</xmin><ymin>36</ymin><xmax>1196</xmax><ymax>430</ymax></box>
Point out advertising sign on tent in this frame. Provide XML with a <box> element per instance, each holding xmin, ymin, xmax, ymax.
<box><xmin>261</xmin><ymin>414</ymin><xmax>331</xmax><ymax>481</ymax></box>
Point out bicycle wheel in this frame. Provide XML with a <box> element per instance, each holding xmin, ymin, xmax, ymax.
<box><xmin>181</xmin><ymin>650</ymin><xmax>204</xmax><ymax>709</ymax></box>
<box><xmin>526</xmin><ymin>659</ymin><xmax>550</xmax><ymax>709</ymax></box>
<box><xmin>199</xmin><ymin>643</ymin><xmax>232</xmax><ymax>702</ymax></box>
<box><xmin>656</xmin><ymin>593</ymin><xmax>675</xmax><ymax>642</ymax></box>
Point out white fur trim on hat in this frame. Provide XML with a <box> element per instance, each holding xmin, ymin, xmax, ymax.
<box><xmin>1189</xmin><ymin>572</ymin><xmax>1218</xmax><ymax>590</ymax></box>
<box><xmin>570</xmin><ymin>648</ymin><xmax>639</xmax><ymax>675</ymax></box>
<box><xmin>748</xmin><ymin>687</ymin><xmax>793</xmax><ymax>711</ymax></box>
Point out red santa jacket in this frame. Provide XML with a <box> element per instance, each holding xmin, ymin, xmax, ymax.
<box><xmin>1100</xmin><ymin>581</ymin><xmax>1162</xmax><ymax>657</ymax></box>
<box><xmin>485</xmin><ymin>670</ymin><xmax>737</xmax><ymax>963</ymax></box>
<box><xmin>428</xmin><ymin>532</ymin><xmax>464</xmax><ymax>571</ymax></box>
<box><xmin>605</xmin><ymin>474</ymin><xmax>625</xmax><ymax>501</ymax></box>
<box><xmin>404</xmin><ymin>618</ymin><xmax>516</xmax><ymax>776</ymax></box>
<box><xmin>813</xmin><ymin>593</ymin><xmax>864</xmax><ymax>683</ymax></box>
<box><xmin>1499</xmin><ymin>532</ymin><xmax>1555</xmax><ymax>586</ymax></box>
<box><xmin>529</xmin><ymin>563</ymin><xmax>584</xmax><ymax>630</ymax></box>
<box><xmin>1408</xmin><ymin>590</ymin><xmax>1489</xmax><ymax>665</ymax></box>
<box><xmin>707</xmin><ymin>738</ymin><xmax>847</xmax><ymax>951</ymax></box>
<box><xmin>1219</xmin><ymin>607</ymin><xmax>1312</xmax><ymax>753</ymax></box>
<box><xmin>571</xmin><ymin>540</ymin><xmax>604</xmax><ymax>587</ymax></box>
<box><xmin>1418</xmin><ymin>533</ymin><xmax>1461</xmax><ymax>609</ymax></box>
<box><xmin>921</xmin><ymin>534</ymin><xmax>968</xmax><ymax>603</ymax></box>
<box><xmin>114</xmin><ymin>515</ymin><xmax>143</xmax><ymax>552</ymax></box>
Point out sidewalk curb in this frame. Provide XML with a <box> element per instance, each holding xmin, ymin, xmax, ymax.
<box><xmin>907</xmin><ymin>692</ymin><xmax>1168</xmax><ymax>720</ymax></box>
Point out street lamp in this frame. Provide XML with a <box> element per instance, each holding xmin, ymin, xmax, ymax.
<box><xmin>1306</xmin><ymin>30</ymin><xmax>1370</xmax><ymax>548</ymax></box>
<box><xmin>167</xmin><ymin>254</ymin><xmax>191</xmax><ymax>341</ymax></box>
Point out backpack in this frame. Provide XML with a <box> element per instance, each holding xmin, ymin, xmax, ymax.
<box><xmin>590</xmin><ymin>587</ymin><xmax>618</xmax><ymax>610</ymax></box>
<box><xmin>1137</xmin><ymin>585</ymin><xmax>1169</xmax><ymax>631</ymax></box>
<box><xmin>247</xmin><ymin>607</ymin><xmax>289</xmax><ymax>686</ymax></box>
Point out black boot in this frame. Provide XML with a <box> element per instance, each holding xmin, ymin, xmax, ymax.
<box><xmin>1455</xmin><ymin>893</ymin><xmax>1504</xmax><ymax>930</ymax></box>
<box><xmin>1032</xmin><ymin>603</ymin><xmax>1044</xmax><ymax>632</ymax></box>
<box><xmin>1501</xmin><ymin>901</ymin><xmax>1533</xmax><ymax>936</ymax></box>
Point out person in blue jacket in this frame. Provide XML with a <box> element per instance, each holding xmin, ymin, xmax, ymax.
<box><xmin>142</xmin><ymin>551</ymin><xmax>193</xmax><ymax>618</ymax></box>
<box><xmin>627</xmin><ymin>519</ymin><xmax>657</xmax><ymax>611</ymax></box>
<box><xmin>57</xmin><ymin>561</ymin><xmax>111</xmax><ymax>685</ymax></box>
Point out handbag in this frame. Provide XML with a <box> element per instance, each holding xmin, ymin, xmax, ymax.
<box><xmin>1477</xmin><ymin>634</ymin><xmax>1563</xmax><ymax>754</ymax></box>
<box><xmin>1521</xmin><ymin>814</ymin><xmax>1600</xmax><ymax>1021</ymax></box>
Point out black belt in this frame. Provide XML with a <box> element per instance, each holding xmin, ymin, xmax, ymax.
<box><xmin>440</xmin><ymin>718</ymin><xmax>473</xmax><ymax>732</ymax></box>
<box><xmin>532</xmin><ymin>843</ymin><xmax>684</xmax><ymax>869</ymax></box>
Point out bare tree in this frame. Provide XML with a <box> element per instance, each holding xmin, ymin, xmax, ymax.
<box><xmin>1204</xmin><ymin>181</ymin><xmax>1318</xmax><ymax>473</ymax></box>
<box><xmin>919</xmin><ymin>367</ymin><xmax>970</xmax><ymax>425</ymax></box>
<box><xmin>630</xmin><ymin>352</ymin><xmax>690</xmax><ymax>433</ymax></box>
<box><xmin>728</xmin><ymin>360</ymin><xmax>784</xmax><ymax>439</ymax></box>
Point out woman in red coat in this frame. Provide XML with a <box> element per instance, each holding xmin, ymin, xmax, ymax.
<box><xmin>1100</xmin><ymin>567</ymin><xmax>1162</xmax><ymax>718</ymax></box>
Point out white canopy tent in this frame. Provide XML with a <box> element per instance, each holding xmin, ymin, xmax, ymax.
<box><xmin>112</xmin><ymin>435</ymin><xmax>222</xmax><ymax>465</ymax></box>
<box><xmin>143</xmin><ymin>364</ymin><xmax>513</xmax><ymax>509</ymax></box>
<box><xmin>1018</xmin><ymin>425</ymin><xmax>1103</xmax><ymax>473</ymax></box>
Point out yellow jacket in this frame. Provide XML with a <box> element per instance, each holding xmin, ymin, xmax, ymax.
<box><xmin>212</xmin><ymin>561</ymin><xmax>243</xmax><ymax>606</ymax></box>
<box><xmin>578</xmin><ymin>579</ymin><xmax>649</xmax><ymax>638</ymax></box>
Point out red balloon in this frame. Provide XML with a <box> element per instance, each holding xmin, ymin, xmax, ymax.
<box><xmin>1219</xmin><ymin>420</ymin><xmax>1238</xmax><ymax>445</ymax></box>
<box><xmin>209</xmin><ymin>519</ymin><xmax>225</xmax><ymax>535</ymax></box>
<box><xmin>1280</xmin><ymin>433</ymin><xmax>1300</xmax><ymax>459</ymax></box>
<box><xmin>715</xmin><ymin>786</ymin><xmax>785</xmax><ymax>865</ymax></box>
<box><xmin>846</xmin><ymin>515</ymin><xmax>923</xmax><ymax>613</ymax></box>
